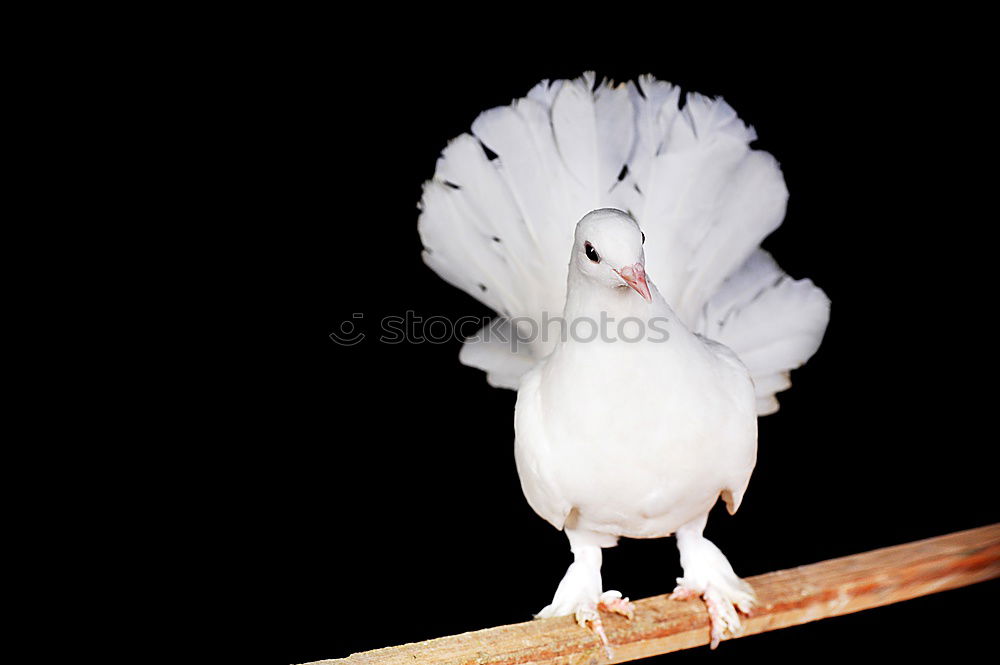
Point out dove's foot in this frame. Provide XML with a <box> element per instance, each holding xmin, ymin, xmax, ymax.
<box><xmin>672</xmin><ymin>514</ymin><xmax>756</xmax><ymax>649</ymax></box>
<box><xmin>536</xmin><ymin>528</ymin><xmax>628</xmax><ymax>657</ymax></box>
<box><xmin>670</xmin><ymin>577</ymin><xmax>755</xmax><ymax>649</ymax></box>
<box><xmin>536</xmin><ymin>588</ymin><xmax>634</xmax><ymax>620</ymax></box>
<box><xmin>538</xmin><ymin>590</ymin><xmax>634</xmax><ymax>659</ymax></box>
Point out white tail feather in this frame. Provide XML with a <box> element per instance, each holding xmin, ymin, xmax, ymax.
<box><xmin>697</xmin><ymin>249</ymin><xmax>830</xmax><ymax>413</ymax></box>
<box><xmin>418</xmin><ymin>73</ymin><xmax>829</xmax><ymax>414</ymax></box>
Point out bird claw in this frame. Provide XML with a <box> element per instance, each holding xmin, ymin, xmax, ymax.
<box><xmin>568</xmin><ymin>590</ymin><xmax>634</xmax><ymax>660</ymax></box>
<box><xmin>599</xmin><ymin>589</ymin><xmax>635</xmax><ymax>620</ymax></box>
<box><xmin>704</xmin><ymin>587</ymin><xmax>745</xmax><ymax>649</ymax></box>
<box><xmin>671</xmin><ymin>579</ymin><xmax>755</xmax><ymax>649</ymax></box>
<box><xmin>669</xmin><ymin>585</ymin><xmax>700</xmax><ymax>601</ymax></box>
<box><xmin>575</xmin><ymin>605</ymin><xmax>613</xmax><ymax>659</ymax></box>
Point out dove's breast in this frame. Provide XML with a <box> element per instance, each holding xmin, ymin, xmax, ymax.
<box><xmin>514</xmin><ymin>334</ymin><xmax>757</xmax><ymax>539</ymax></box>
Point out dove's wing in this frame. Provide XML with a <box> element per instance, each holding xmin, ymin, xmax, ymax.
<box><xmin>418</xmin><ymin>73</ymin><xmax>829</xmax><ymax>413</ymax></box>
<box><xmin>512</xmin><ymin>366</ymin><xmax>572</xmax><ymax>530</ymax></box>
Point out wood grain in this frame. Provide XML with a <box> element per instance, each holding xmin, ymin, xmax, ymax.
<box><xmin>312</xmin><ymin>523</ymin><xmax>1000</xmax><ymax>665</ymax></box>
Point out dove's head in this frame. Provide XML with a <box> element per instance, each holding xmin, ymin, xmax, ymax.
<box><xmin>571</xmin><ymin>208</ymin><xmax>651</xmax><ymax>302</ymax></box>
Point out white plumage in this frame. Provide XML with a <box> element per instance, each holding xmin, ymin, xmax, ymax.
<box><xmin>418</xmin><ymin>73</ymin><xmax>829</xmax><ymax>650</ymax></box>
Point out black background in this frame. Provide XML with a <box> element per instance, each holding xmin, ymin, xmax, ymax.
<box><xmin>231</xmin><ymin>36</ymin><xmax>996</xmax><ymax>664</ymax></box>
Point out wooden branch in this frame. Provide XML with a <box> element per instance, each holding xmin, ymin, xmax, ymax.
<box><xmin>316</xmin><ymin>524</ymin><xmax>1000</xmax><ymax>665</ymax></box>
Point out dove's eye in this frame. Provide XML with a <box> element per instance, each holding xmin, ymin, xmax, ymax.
<box><xmin>584</xmin><ymin>241</ymin><xmax>600</xmax><ymax>263</ymax></box>
<box><xmin>641</xmin><ymin>232</ymin><xmax>645</xmax><ymax>245</ymax></box>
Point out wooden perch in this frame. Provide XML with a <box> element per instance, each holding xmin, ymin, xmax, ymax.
<box><xmin>316</xmin><ymin>524</ymin><xmax>1000</xmax><ymax>665</ymax></box>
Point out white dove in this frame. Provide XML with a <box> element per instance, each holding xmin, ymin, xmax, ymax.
<box><xmin>515</xmin><ymin>208</ymin><xmax>757</xmax><ymax>650</ymax></box>
<box><xmin>417</xmin><ymin>73</ymin><xmax>830</xmax><ymax>650</ymax></box>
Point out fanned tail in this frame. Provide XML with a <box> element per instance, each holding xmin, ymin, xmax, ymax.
<box><xmin>418</xmin><ymin>73</ymin><xmax>830</xmax><ymax>413</ymax></box>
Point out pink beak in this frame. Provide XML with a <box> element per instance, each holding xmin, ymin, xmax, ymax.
<box><xmin>616</xmin><ymin>263</ymin><xmax>652</xmax><ymax>302</ymax></box>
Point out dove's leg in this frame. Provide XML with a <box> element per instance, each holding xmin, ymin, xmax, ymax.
<box><xmin>535</xmin><ymin>528</ymin><xmax>634</xmax><ymax>654</ymax></box>
<box><xmin>670</xmin><ymin>514</ymin><xmax>755</xmax><ymax>649</ymax></box>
